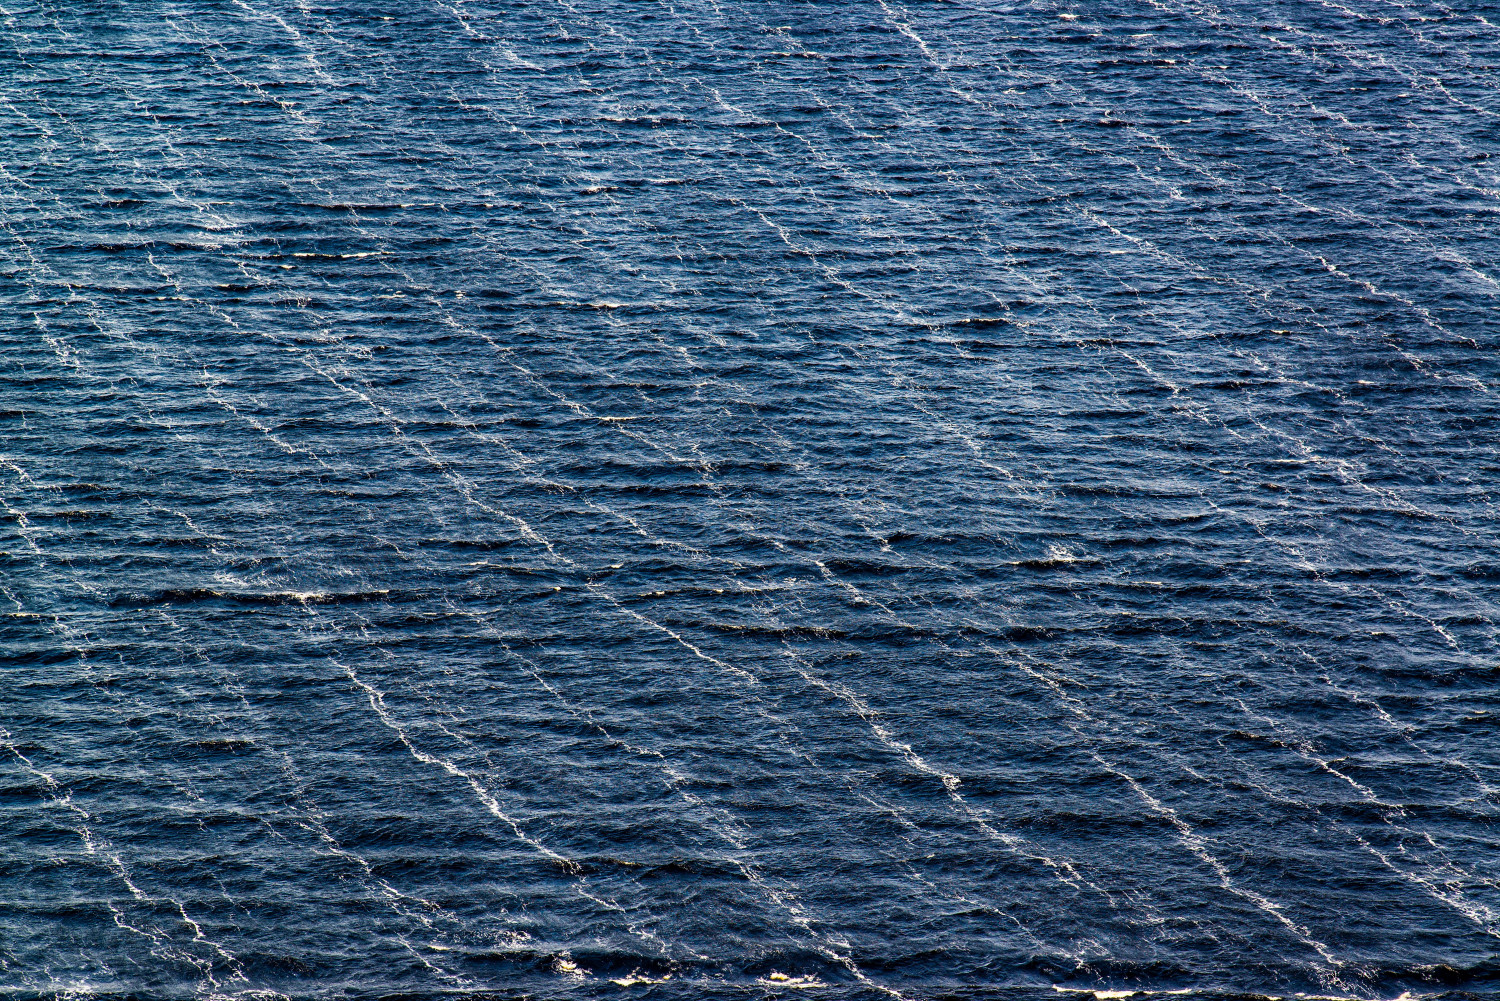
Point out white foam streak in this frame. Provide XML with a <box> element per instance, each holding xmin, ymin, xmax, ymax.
<box><xmin>1094</xmin><ymin>756</ymin><xmax>1343</xmax><ymax>970</ymax></box>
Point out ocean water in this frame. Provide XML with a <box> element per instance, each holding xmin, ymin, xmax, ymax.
<box><xmin>2</xmin><ymin>1</ymin><xmax>1498</xmax><ymax>998</ymax></box>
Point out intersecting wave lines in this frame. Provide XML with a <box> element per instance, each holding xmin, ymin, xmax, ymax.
<box><xmin>2</xmin><ymin>1</ymin><xmax>1498</xmax><ymax>999</ymax></box>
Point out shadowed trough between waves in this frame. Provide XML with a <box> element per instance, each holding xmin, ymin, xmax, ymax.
<box><xmin>2</xmin><ymin>1</ymin><xmax>1499</xmax><ymax>998</ymax></box>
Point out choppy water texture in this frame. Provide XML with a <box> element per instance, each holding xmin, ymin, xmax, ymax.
<box><xmin>3</xmin><ymin>1</ymin><xmax>1499</xmax><ymax>998</ymax></box>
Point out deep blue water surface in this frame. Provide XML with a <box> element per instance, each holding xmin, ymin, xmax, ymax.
<box><xmin>3</xmin><ymin>2</ymin><xmax>1500</xmax><ymax>998</ymax></box>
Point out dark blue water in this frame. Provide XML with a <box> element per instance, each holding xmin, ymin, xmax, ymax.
<box><xmin>3</xmin><ymin>1</ymin><xmax>1499</xmax><ymax>998</ymax></box>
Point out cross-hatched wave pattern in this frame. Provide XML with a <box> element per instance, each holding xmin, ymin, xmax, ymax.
<box><xmin>1</xmin><ymin>1</ymin><xmax>1498</xmax><ymax>999</ymax></box>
